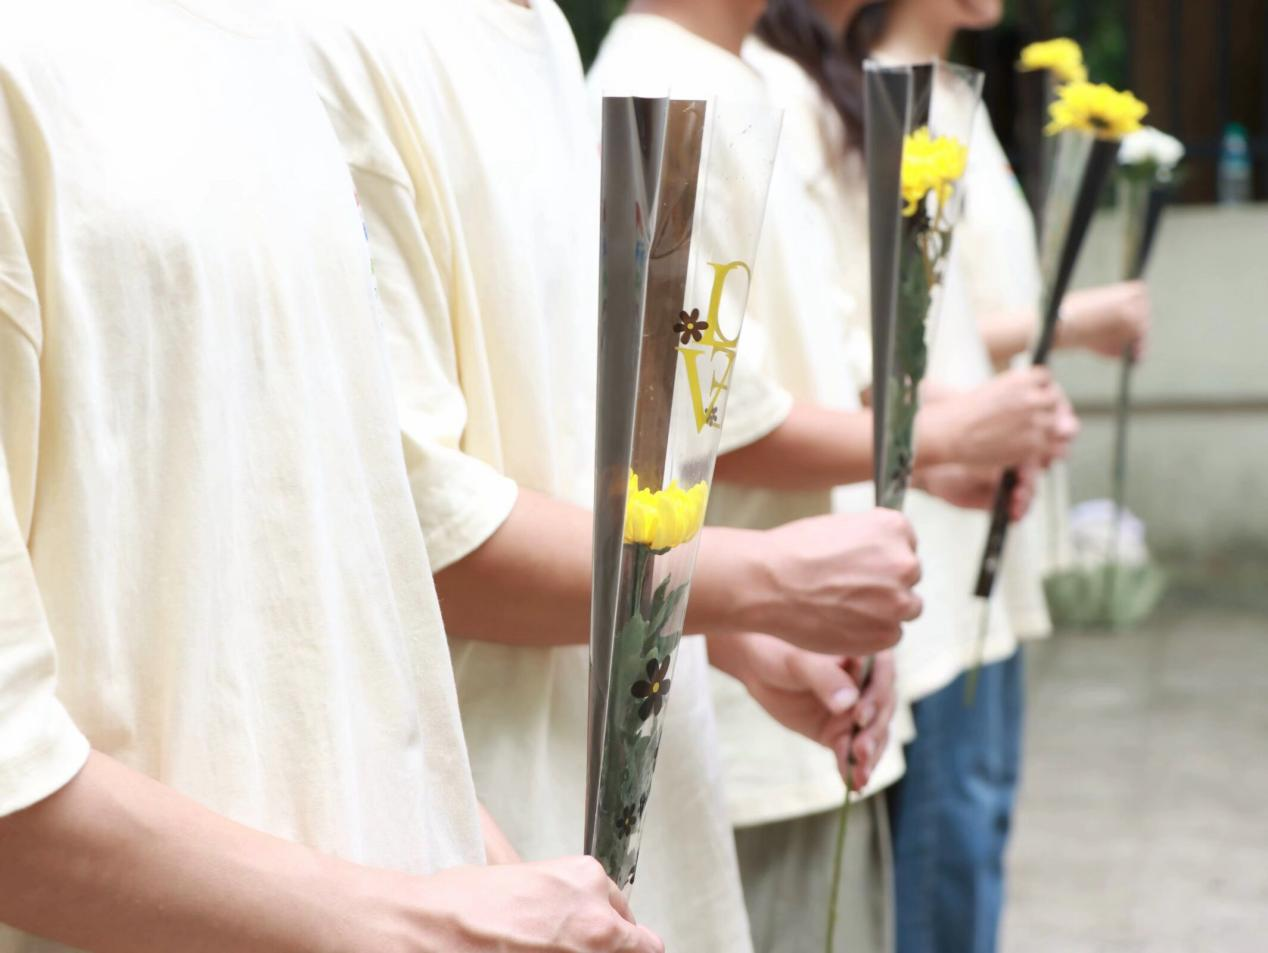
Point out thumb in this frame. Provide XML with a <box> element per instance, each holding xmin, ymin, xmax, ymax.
<box><xmin>788</xmin><ymin>651</ymin><xmax>859</xmax><ymax>715</ymax></box>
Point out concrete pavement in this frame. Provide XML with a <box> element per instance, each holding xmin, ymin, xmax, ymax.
<box><xmin>1002</xmin><ymin>588</ymin><xmax>1268</xmax><ymax>952</ymax></box>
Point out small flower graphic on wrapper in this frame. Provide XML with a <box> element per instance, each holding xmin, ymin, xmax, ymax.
<box><xmin>623</xmin><ymin>473</ymin><xmax>709</xmax><ymax>553</ymax></box>
<box><xmin>614</xmin><ymin>805</ymin><xmax>639</xmax><ymax>839</ymax></box>
<box><xmin>704</xmin><ymin>405</ymin><xmax>720</xmax><ymax>428</ymax></box>
<box><xmin>673</xmin><ymin>308</ymin><xmax>708</xmax><ymax>344</ymax></box>
<box><xmin>1017</xmin><ymin>38</ymin><xmax>1087</xmax><ymax>84</ymax></box>
<box><xmin>1047</xmin><ymin>82</ymin><xmax>1147</xmax><ymax>140</ymax></box>
<box><xmin>900</xmin><ymin>128</ymin><xmax>968</xmax><ymax>218</ymax></box>
<box><xmin>631</xmin><ymin>655</ymin><xmax>673</xmax><ymax>720</ymax></box>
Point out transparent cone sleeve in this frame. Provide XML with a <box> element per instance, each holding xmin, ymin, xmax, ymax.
<box><xmin>587</xmin><ymin>95</ymin><xmax>781</xmax><ymax>894</ymax></box>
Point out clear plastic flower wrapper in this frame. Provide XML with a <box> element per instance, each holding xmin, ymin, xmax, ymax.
<box><xmin>867</xmin><ymin>60</ymin><xmax>982</xmax><ymax>511</ymax></box>
<box><xmin>1015</xmin><ymin>38</ymin><xmax>1088</xmax><ymax>227</ymax></box>
<box><xmin>587</xmin><ymin>95</ymin><xmax>781</xmax><ymax>893</ymax></box>
<box><xmin>970</xmin><ymin>82</ymin><xmax>1147</xmax><ymax>671</ymax></box>
<box><xmin>821</xmin><ymin>59</ymin><xmax>981</xmax><ymax>953</ymax></box>
<box><xmin>1044</xmin><ymin>126</ymin><xmax>1181</xmax><ymax>629</ymax></box>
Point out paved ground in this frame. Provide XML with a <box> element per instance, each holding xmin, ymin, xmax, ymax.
<box><xmin>1002</xmin><ymin>587</ymin><xmax>1268</xmax><ymax>952</ymax></box>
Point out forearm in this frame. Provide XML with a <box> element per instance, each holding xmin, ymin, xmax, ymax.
<box><xmin>479</xmin><ymin>803</ymin><xmax>521</xmax><ymax>865</ymax></box>
<box><xmin>978</xmin><ymin>309</ymin><xmax>1036</xmax><ymax>368</ymax></box>
<box><xmin>433</xmin><ymin>489</ymin><xmax>593</xmax><ymax>646</ymax></box>
<box><xmin>702</xmin><ymin>630</ymin><xmax>762</xmax><ymax>683</ymax></box>
<box><xmin>712</xmin><ymin>402</ymin><xmax>874</xmax><ymax>492</ymax></box>
<box><xmin>0</xmin><ymin>752</ymin><xmax>352</xmax><ymax>953</ymax></box>
<box><xmin>431</xmin><ymin>487</ymin><xmax>795</xmax><ymax>645</ymax></box>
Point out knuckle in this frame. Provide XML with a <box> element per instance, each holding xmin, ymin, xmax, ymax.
<box><xmin>904</xmin><ymin>593</ymin><xmax>924</xmax><ymax>621</ymax></box>
<box><xmin>575</xmin><ymin>856</ymin><xmax>608</xmax><ymax>888</ymax></box>
<box><xmin>580</xmin><ymin>916</ymin><xmax>623</xmax><ymax>950</ymax></box>
<box><xmin>881</xmin><ymin>625</ymin><xmax>903</xmax><ymax>650</ymax></box>
<box><xmin>900</xmin><ymin>554</ymin><xmax>921</xmax><ymax>586</ymax></box>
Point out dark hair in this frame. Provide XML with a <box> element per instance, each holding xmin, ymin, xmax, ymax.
<box><xmin>755</xmin><ymin>0</ymin><xmax>891</xmax><ymax>152</ymax></box>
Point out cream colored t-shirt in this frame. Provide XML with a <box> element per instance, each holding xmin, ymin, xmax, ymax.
<box><xmin>957</xmin><ymin>108</ymin><xmax>1059</xmax><ymax>640</ymax></box>
<box><xmin>294</xmin><ymin>2</ymin><xmax>752</xmax><ymax>948</ymax></box>
<box><xmin>0</xmin><ymin>6</ymin><xmax>484</xmax><ymax>952</ymax></box>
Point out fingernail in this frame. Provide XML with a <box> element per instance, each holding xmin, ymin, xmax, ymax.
<box><xmin>830</xmin><ymin>687</ymin><xmax>858</xmax><ymax>714</ymax></box>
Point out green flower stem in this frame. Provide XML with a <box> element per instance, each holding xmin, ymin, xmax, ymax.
<box><xmin>825</xmin><ymin>786</ymin><xmax>854</xmax><ymax>953</ymax></box>
<box><xmin>1105</xmin><ymin>345</ymin><xmax>1133</xmax><ymax>625</ymax></box>
<box><xmin>630</xmin><ymin>544</ymin><xmax>649</xmax><ymax>621</ymax></box>
<box><xmin>963</xmin><ymin>600</ymin><xmax>990</xmax><ymax>706</ymax></box>
<box><xmin>824</xmin><ymin>653</ymin><xmax>874</xmax><ymax>953</ymax></box>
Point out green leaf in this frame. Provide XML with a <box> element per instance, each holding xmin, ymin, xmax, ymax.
<box><xmin>649</xmin><ymin>580</ymin><xmax>688</xmax><ymax>639</ymax></box>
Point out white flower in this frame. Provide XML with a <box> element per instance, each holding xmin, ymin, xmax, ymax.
<box><xmin>1118</xmin><ymin>126</ymin><xmax>1185</xmax><ymax>170</ymax></box>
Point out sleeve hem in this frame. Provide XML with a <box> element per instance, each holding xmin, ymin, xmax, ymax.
<box><xmin>0</xmin><ymin>707</ymin><xmax>90</xmax><ymax>818</ymax></box>
<box><xmin>717</xmin><ymin>388</ymin><xmax>794</xmax><ymax>456</ymax></box>
<box><xmin>418</xmin><ymin>474</ymin><xmax>520</xmax><ymax>573</ymax></box>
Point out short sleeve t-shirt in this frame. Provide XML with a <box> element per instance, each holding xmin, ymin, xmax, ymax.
<box><xmin>294</xmin><ymin>1</ymin><xmax>754</xmax><ymax>948</ymax></box>
<box><xmin>0</xmin><ymin>7</ymin><xmax>483</xmax><ymax>952</ymax></box>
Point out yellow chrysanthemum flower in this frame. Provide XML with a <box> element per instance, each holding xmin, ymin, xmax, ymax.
<box><xmin>1018</xmin><ymin>38</ymin><xmax>1088</xmax><ymax>84</ymax></box>
<box><xmin>624</xmin><ymin>473</ymin><xmax>709</xmax><ymax>551</ymax></box>
<box><xmin>900</xmin><ymin>127</ymin><xmax>968</xmax><ymax>218</ymax></box>
<box><xmin>1047</xmin><ymin>81</ymin><xmax>1148</xmax><ymax>140</ymax></box>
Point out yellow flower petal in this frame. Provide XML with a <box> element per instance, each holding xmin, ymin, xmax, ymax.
<box><xmin>1018</xmin><ymin>38</ymin><xmax>1088</xmax><ymax>84</ymax></box>
<box><xmin>1046</xmin><ymin>82</ymin><xmax>1148</xmax><ymax>141</ymax></box>
<box><xmin>900</xmin><ymin>127</ymin><xmax>968</xmax><ymax>219</ymax></box>
<box><xmin>622</xmin><ymin>473</ymin><xmax>709</xmax><ymax>550</ymax></box>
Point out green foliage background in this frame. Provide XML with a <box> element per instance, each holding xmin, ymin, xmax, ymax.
<box><xmin>557</xmin><ymin>0</ymin><xmax>625</xmax><ymax>66</ymax></box>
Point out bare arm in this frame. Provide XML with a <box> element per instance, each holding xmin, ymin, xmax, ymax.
<box><xmin>979</xmin><ymin>281</ymin><xmax>1152</xmax><ymax>368</ymax></box>
<box><xmin>709</xmin><ymin>368</ymin><xmax>1066</xmax><ymax>496</ymax></box>
<box><xmin>480</xmin><ymin>803</ymin><xmax>522</xmax><ymax>865</ymax></box>
<box><xmin>707</xmin><ymin>399</ymin><xmax>985</xmax><ymax>490</ymax></box>
<box><xmin>0</xmin><ymin>752</ymin><xmax>661</xmax><ymax>953</ymax></box>
<box><xmin>978</xmin><ymin>308</ymin><xmax>1037</xmax><ymax>368</ymax></box>
<box><xmin>433</xmin><ymin>489</ymin><xmax>772</xmax><ymax>647</ymax></box>
<box><xmin>711</xmin><ymin>402</ymin><xmax>876</xmax><ymax>491</ymax></box>
<box><xmin>0</xmin><ymin>752</ymin><xmax>362</xmax><ymax>953</ymax></box>
<box><xmin>434</xmin><ymin>488</ymin><xmax>921</xmax><ymax>656</ymax></box>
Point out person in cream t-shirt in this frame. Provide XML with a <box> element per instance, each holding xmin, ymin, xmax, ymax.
<box><xmin>0</xmin><ymin>4</ymin><xmax>670</xmax><ymax>953</ymax></box>
<box><xmin>0</xmin><ymin>0</ymin><xmax>492</xmax><ymax>947</ymax></box>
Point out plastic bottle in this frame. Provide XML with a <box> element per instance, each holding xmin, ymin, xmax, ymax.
<box><xmin>1217</xmin><ymin>122</ymin><xmax>1252</xmax><ymax>205</ymax></box>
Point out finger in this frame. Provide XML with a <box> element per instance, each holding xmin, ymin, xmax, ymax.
<box><xmin>850</xmin><ymin>756</ymin><xmax>872</xmax><ymax>791</ymax></box>
<box><xmin>901</xmin><ymin>593</ymin><xmax>922</xmax><ymax>623</ymax></box>
<box><xmin>891</xmin><ymin>510</ymin><xmax>918</xmax><ymax>549</ymax></box>
<box><xmin>789</xmin><ymin>651</ymin><xmax>860</xmax><ymax>716</ymax></box>
<box><xmin>841</xmin><ymin>655</ymin><xmax>865</xmax><ymax>682</ymax></box>
<box><xmin>852</xmin><ymin>722</ymin><xmax>886</xmax><ymax>769</ymax></box>
<box><xmin>608</xmin><ymin>877</ymin><xmax>637</xmax><ymax>925</ymax></box>
<box><xmin>898</xmin><ymin>553</ymin><xmax>922</xmax><ymax>588</ymax></box>
<box><xmin>627</xmin><ymin>924</ymin><xmax>666</xmax><ymax>953</ymax></box>
<box><xmin>836</xmin><ymin>743</ymin><xmax>867</xmax><ymax>788</ymax></box>
<box><xmin>1027</xmin><ymin>366</ymin><xmax>1054</xmax><ymax>387</ymax></box>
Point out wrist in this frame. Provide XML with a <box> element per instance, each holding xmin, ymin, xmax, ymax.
<box><xmin>705</xmin><ymin>631</ymin><xmax>759</xmax><ymax>684</ymax></box>
<box><xmin>913</xmin><ymin>404</ymin><xmax>957</xmax><ymax>468</ymax></box>
<box><xmin>1053</xmin><ymin>305</ymin><xmax>1082</xmax><ymax>351</ymax></box>
<box><xmin>306</xmin><ymin>855</ymin><xmax>396</xmax><ymax>953</ymax></box>
<box><xmin>713</xmin><ymin>528</ymin><xmax>784</xmax><ymax>637</ymax></box>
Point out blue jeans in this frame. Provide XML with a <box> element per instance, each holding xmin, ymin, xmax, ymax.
<box><xmin>887</xmin><ymin>651</ymin><xmax>1025</xmax><ymax>953</ymax></box>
